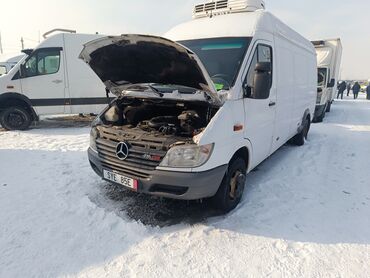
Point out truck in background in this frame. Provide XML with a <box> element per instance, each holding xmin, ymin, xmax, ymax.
<box><xmin>312</xmin><ymin>39</ymin><xmax>342</xmax><ymax>122</ymax></box>
<box><xmin>0</xmin><ymin>30</ymin><xmax>106</xmax><ymax>130</ymax></box>
<box><xmin>0</xmin><ymin>54</ymin><xmax>25</xmax><ymax>76</ymax></box>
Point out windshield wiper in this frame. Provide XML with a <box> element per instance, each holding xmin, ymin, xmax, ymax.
<box><xmin>125</xmin><ymin>83</ymin><xmax>164</xmax><ymax>97</ymax></box>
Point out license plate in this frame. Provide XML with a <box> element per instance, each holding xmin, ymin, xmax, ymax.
<box><xmin>103</xmin><ymin>169</ymin><xmax>138</xmax><ymax>190</ymax></box>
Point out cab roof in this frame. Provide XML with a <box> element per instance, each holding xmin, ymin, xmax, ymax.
<box><xmin>165</xmin><ymin>10</ymin><xmax>315</xmax><ymax>55</ymax></box>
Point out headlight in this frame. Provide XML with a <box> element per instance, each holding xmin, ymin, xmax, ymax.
<box><xmin>90</xmin><ymin>126</ymin><xmax>99</xmax><ymax>152</ymax></box>
<box><xmin>91</xmin><ymin>116</ymin><xmax>103</xmax><ymax>127</ymax></box>
<box><xmin>160</xmin><ymin>143</ymin><xmax>214</xmax><ymax>168</ymax></box>
<box><xmin>90</xmin><ymin>116</ymin><xmax>103</xmax><ymax>152</ymax></box>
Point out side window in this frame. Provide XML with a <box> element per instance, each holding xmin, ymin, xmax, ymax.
<box><xmin>24</xmin><ymin>55</ymin><xmax>37</xmax><ymax>77</ymax></box>
<box><xmin>244</xmin><ymin>44</ymin><xmax>273</xmax><ymax>99</ymax></box>
<box><xmin>23</xmin><ymin>48</ymin><xmax>61</xmax><ymax>78</ymax></box>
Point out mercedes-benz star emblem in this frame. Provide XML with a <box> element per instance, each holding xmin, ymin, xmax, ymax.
<box><xmin>116</xmin><ymin>142</ymin><xmax>129</xmax><ymax>161</ymax></box>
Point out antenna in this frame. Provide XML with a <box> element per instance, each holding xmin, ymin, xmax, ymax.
<box><xmin>21</xmin><ymin>37</ymin><xmax>24</xmax><ymax>50</ymax></box>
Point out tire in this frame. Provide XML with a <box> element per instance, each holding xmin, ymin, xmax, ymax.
<box><xmin>0</xmin><ymin>106</ymin><xmax>32</xmax><ymax>131</ymax></box>
<box><xmin>291</xmin><ymin>117</ymin><xmax>310</xmax><ymax>146</ymax></box>
<box><xmin>326</xmin><ymin>101</ymin><xmax>332</xmax><ymax>113</ymax></box>
<box><xmin>315</xmin><ymin>106</ymin><xmax>326</xmax><ymax>123</ymax></box>
<box><xmin>212</xmin><ymin>158</ymin><xmax>247</xmax><ymax>213</ymax></box>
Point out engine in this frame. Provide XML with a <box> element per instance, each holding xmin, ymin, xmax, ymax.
<box><xmin>102</xmin><ymin>99</ymin><xmax>218</xmax><ymax>138</ymax></box>
<box><xmin>137</xmin><ymin>110</ymin><xmax>204</xmax><ymax>136</ymax></box>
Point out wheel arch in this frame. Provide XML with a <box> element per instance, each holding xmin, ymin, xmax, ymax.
<box><xmin>298</xmin><ymin>108</ymin><xmax>311</xmax><ymax>133</ymax></box>
<box><xmin>0</xmin><ymin>92</ymin><xmax>38</xmax><ymax>120</ymax></box>
<box><xmin>230</xmin><ymin>146</ymin><xmax>250</xmax><ymax>173</ymax></box>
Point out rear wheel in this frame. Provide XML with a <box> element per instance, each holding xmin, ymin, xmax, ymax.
<box><xmin>315</xmin><ymin>105</ymin><xmax>326</xmax><ymax>123</ymax></box>
<box><xmin>291</xmin><ymin>117</ymin><xmax>310</xmax><ymax>146</ymax></box>
<box><xmin>0</xmin><ymin>106</ymin><xmax>32</xmax><ymax>130</ymax></box>
<box><xmin>212</xmin><ymin>158</ymin><xmax>247</xmax><ymax>213</ymax></box>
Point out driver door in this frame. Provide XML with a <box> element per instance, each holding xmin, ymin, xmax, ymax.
<box><xmin>20</xmin><ymin>47</ymin><xmax>66</xmax><ymax>115</ymax></box>
<box><xmin>243</xmin><ymin>43</ymin><xmax>276</xmax><ymax>168</ymax></box>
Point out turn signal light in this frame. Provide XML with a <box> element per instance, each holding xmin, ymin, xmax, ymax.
<box><xmin>233</xmin><ymin>124</ymin><xmax>243</xmax><ymax>132</ymax></box>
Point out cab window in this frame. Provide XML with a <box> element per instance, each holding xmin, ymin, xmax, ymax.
<box><xmin>24</xmin><ymin>48</ymin><xmax>61</xmax><ymax>77</ymax></box>
<box><xmin>244</xmin><ymin>44</ymin><xmax>272</xmax><ymax>99</ymax></box>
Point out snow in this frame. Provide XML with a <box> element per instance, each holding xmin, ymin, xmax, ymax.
<box><xmin>1</xmin><ymin>95</ymin><xmax>370</xmax><ymax>277</ymax></box>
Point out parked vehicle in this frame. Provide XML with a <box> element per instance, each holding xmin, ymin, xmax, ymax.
<box><xmin>84</xmin><ymin>0</ymin><xmax>317</xmax><ymax>212</ymax></box>
<box><xmin>0</xmin><ymin>31</ymin><xmax>106</xmax><ymax>130</ymax></box>
<box><xmin>312</xmin><ymin>39</ymin><xmax>342</xmax><ymax>122</ymax></box>
<box><xmin>0</xmin><ymin>54</ymin><xmax>25</xmax><ymax>76</ymax></box>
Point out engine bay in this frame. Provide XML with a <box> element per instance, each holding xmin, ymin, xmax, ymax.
<box><xmin>101</xmin><ymin>97</ymin><xmax>219</xmax><ymax>140</ymax></box>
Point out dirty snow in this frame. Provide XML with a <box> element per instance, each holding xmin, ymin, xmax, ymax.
<box><xmin>1</xmin><ymin>95</ymin><xmax>370</xmax><ymax>277</ymax></box>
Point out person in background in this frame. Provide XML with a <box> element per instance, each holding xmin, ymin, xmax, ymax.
<box><xmin>347</xmin><ymin>82</ymin><xmax>351</xmax><ymax>96</ymax></box>
<box><xmin>352</xmin><ymin>82</ymin><xmax>361</xmax><ymax>99</ymax></box>
<box><xmin>366</xmin><ymin>83</ymin><xmax>370</xmax><ymax>100</ymax></box>
<box><xmin>337</xmin><ymin>81</ymin><xmax>346</xmax><ymax>99</ymax></box>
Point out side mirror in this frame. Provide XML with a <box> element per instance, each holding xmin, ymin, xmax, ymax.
<box><xmin>253</xmin><ymin>62</ymin><xmax>272</xmax><ymax>99</ymax></box>
<box><xmin>19</xmin><ymin>64</ymin><xmax>26</xmax><ymax>78</ymax></box>
<box><xmin>327</xmin><ymin>78</ymin><xmax>335</xmax><ymax>88</ymax></box>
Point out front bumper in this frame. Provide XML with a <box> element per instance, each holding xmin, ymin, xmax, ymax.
<box><xmin>88</xmin><ymin>148</ymin><xmax>227</xmax><ymax>200</ymax></box>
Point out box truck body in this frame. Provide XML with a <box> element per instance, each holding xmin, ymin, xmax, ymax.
<box><xmin>312</xmin><ymin>39</ymin><xmax>342</xmax><ymax>121</ymax></box>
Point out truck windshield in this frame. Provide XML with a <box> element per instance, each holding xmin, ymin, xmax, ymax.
<box><xmin>318</xmin><ymin>68</ymin><xmax>328</xmax><ymax>87</ymax></box>
<box><xmin>179</xmin><ymin>37</ymin><xmax>252</xmax><ymax>90</ymax></box>
<box><xmin>0</xmin><ymin>65</ymin><xmax>6</xmax><ymax>75</ymax></box>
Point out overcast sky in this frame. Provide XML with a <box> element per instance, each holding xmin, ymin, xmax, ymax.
<box><xmin>1</xmin><ymin>0</ymin><xmax>369</xmax><ymax>80</ymax></box>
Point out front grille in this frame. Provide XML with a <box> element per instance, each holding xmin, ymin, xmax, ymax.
<box><xmin>96</xmin><ymin>126</ymin><xmax>172</xmax><ymax>180</ymax></box>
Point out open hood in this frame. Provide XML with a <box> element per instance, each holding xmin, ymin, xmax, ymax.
<box><xmin>79</xmin><ymin>34</ymin><xmax>222</xmax><ymax>105</ymax></box>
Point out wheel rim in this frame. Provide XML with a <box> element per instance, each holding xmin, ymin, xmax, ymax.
<box><xmin>6</xmin><ymin>112</ymin><xmax>26</xmax><ymax>128</ymax></box>
<box><xmin>229</xmin><ymin>170</ymin><xmax>245</xmax><ymax>200</ymax></box>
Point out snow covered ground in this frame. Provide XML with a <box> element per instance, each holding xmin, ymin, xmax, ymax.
<box><xmin>1</xmin><ymin>95</ymin><xmax>370</xmax><ymax>277</ymax></box>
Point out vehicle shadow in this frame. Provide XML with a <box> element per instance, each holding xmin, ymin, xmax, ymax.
<box><xmin>92</xmin><ymin>182</ymin><xmax>225</xmax><ymax>227</ymax></box>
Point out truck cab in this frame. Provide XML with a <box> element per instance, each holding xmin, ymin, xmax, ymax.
<box><xmin>312</xmin><ymin>39</ymin><xmax>342</xmax><ymax>122</ymax></box>
<box><xmin>0</xmin><ymin>30</ymin><xmax>106</xmax><ymax>130</ymax></box>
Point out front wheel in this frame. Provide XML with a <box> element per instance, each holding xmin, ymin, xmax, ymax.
<box><xmin>0</xmin><ymin>106</ymin><xmax>32</xmax><ymax>130</ymax></box>
<box><xmin>212</xmin><ymin>158</ymin><xmax>247</xmax><ymax>213</ymax></box>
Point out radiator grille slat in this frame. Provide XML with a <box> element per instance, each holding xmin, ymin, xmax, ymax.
<box><xmin>95</xmin><ymin>126</ymin><xmax>179</xmax><ymax>180</ymax></box>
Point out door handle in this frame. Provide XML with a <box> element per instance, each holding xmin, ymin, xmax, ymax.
<box><xmin>52</xmin><ymin>79</ymin><xmax>63</xmax><ymax>84</ymax></box>
<box><xmin>269</xmin><ymin>101</ymin><xmax>276</xmax><ymax>107</ymax></box>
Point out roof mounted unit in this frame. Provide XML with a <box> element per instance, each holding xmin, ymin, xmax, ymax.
<box><xmin>193</xmin><ymin>0</ymin><xmax>266</xmax><ymax>18</ymax></box>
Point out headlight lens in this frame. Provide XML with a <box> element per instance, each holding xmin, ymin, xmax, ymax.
<box><xmin>160</xmin><ymin>143</ymin><xmax>214</xmax><ymax>168</ymax></box>
<box><xmin>90</xmin><ymin>127</ymin><xmax>99</xmax><ymax>152</ymax></box>
<box><xmin>90</xmin><ymin>116</ymin><xmax>103</xmax><ymax>152</ymax></box>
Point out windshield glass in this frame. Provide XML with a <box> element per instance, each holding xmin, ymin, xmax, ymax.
<box><xmin>179</xmin><ymin>37</ymin><xmax>252</xmax><ymax>90</ymax></box>
<box><xmin>0</xmin><ymin>65</ymin><xmax>7</xmax><ymax>75</ymax></box>
<box><xmin>318</xmin><ymin>68</ymin><xmax>328</xmax><ymax>87</ymax></box>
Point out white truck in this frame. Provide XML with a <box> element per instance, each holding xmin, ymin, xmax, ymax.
<box><xmin>85</xmin><ymin>0</ymin><xmax>317</xmax><ymax>212</ymax></box>
<box><xmin>0</xmin><ymin>54</ymin><xmax>25</xmax><ymax>76</ymax></box>
<box><xmin>0</xmin><ymin>31</ymin><xmax>106</xmax><ymax>130</ymax></box>
<box><xmin>312</xmin><ymin>39</ymin><xmax>342</xmax><ymax>122</ymax></box>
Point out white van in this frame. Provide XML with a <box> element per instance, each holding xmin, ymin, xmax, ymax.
<box><xmin>84</xmin><ymin>0</ymin><xmax>317</xmax><ymax>212</ymax></box>
<box><xmin>0</xmin><ymin>32</ymin><xmax>106</xmax><ymax>130</ymax></box>
<box><xmin>312</xmin><ymin>39</ymin><xmax>342</xmax><ymax>122</ymax></box>
<box><xmin>0</xmin><ymin>54</ymin><xmax>25</xmax><ymax>76</ymax></box>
